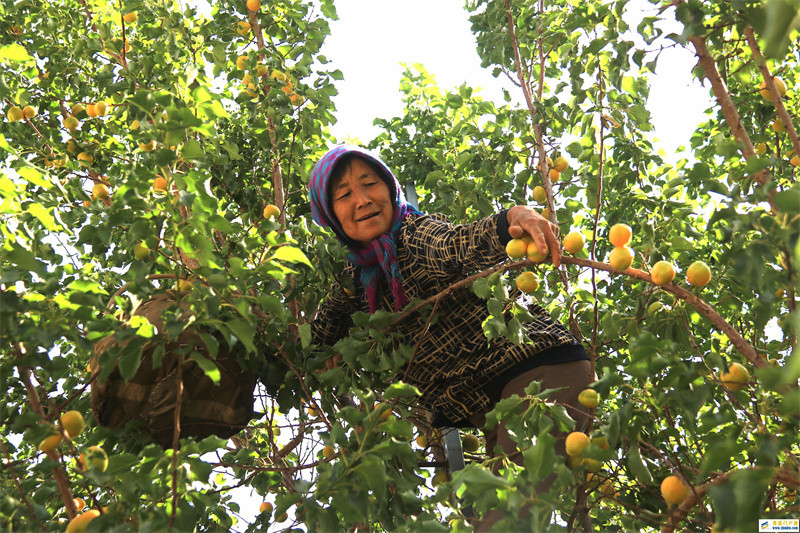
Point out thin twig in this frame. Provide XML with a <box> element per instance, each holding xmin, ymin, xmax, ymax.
<box><xmin>0</xmin><ymin>438</ymin><xmax>48</xmax><ymax>532</ymax></box>
<box><xmin>168</xmin><ymin>353</ymin><xmax>184</xmax><ymax>529</ymax></box>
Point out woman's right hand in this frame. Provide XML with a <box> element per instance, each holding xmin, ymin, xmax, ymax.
<box><xmin>506</xmin><ymin>206</ymin><xmax>561</xmax><ymax>267</ymax></box>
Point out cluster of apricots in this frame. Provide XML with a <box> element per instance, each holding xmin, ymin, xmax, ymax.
<box><xmin>760</xmin><ymin>75</ymin><xmax>790</xmax><ymax>135</ymax></box>
<box><xmin>507</xmin><ymin>221</ymin><xmax>712</xmax><ymax>292</ymax></box>
<box><xmin>33</xmin><ymin>410</ymin><xmax>113</xmax><ymax>531</ymax></box>
<box><xmin>564</xmin><ymin>392</ymin><xmax>616</xmax><ymax>498</ymax></box>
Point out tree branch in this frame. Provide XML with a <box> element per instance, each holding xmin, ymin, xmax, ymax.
<box><xmin>688</xmin><ymin>34</ymin><xmax>767</xmax><ymax>184</ymax></box>
<box><xmin>0</xmin><ymin>438</ymin><xmax>48</xmax><ymax>532</ymax></box>
<box><xmin>390</xmin><ymin>257</ymin><xmax>765</xmax><ymax>369</ymax></box>
<box><xmin>744</xmin><ymin>26</ymin><xmax>800</xmax><ymax>159</ymax></box>
<box><xmin>15</xmin><ymin>360</ymin><xmax>78</xmax><ymax>519</ymax></box>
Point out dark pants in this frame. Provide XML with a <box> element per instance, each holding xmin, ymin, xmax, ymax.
<box><xmin>468</xmin><ymin>359</ymin><xmax>595</xmax><ymax>531</ymax></box>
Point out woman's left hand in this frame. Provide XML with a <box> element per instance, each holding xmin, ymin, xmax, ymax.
<box><xmin>506</xmin><ymin>206</ymin><xmax>561</xmax><ymax>268</ymax></box>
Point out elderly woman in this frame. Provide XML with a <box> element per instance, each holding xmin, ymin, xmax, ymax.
<box><xmin>308</xmin><ymin>145</ymin><xmax>592</xmax><ymax>476</ymax></box>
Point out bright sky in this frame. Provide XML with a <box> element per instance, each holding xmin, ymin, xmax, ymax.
<box><xmin>322</xmin><ymin>0</ymin><xmax>713</xmax><ymax>155</ymax></box>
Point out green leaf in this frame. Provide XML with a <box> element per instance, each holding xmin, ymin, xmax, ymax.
<box><xmin>18</xmin><ymin>167</ymin><xmax>51</xmax><ymax>189</ymax></box>
<box><xmin>26</xmin><ymin>203</ymin><xmax>58</xmax><ymax>231</ymax></box>
<box><xmin>189</xmin><ymin>351</ymin><xmax>221</xmax><ymax>384</ymax></box>
<box><xmin>181</xmin><ymin>138</ymin><xmax>205</xmax><ymax>160</ymax></box>
<box><xmin>226</xmin><ymin>319</ymin><xmax>256</xmax><ymax>354</ymax></box>
<box><xmin>118</xmin><ymin>341</ymin><xmax>145</xmax><ymax>381</ymax></box>
<box><xmin>763</xmin><ymin>0</ymin><xmax>800</xmax><ymax>58</ymax></box>
<box><xmin>5</xmin><ymin>243</ymin><xmax>46</xmax><ymax>275</ymax></box>
<box><xmin>299</xmin><ymin>323</ymin><xmax>311</xmax><ymax>349</ymax></box>
<box><xmin>0</xmin><ymin>44</ymin><xmax>32</xmax><ymax>63</ymax></box>
<box><xmin>457</xmin><ymin>464</ymin><xmax>512</xmax><ymax>493</ymax></box>
<box><xmin>773</xmin><ymin>189</ymin><xmax>800</xmax><ymax>214</ymax></box>
<box><xmin>273</xmin><ymin>245</ymin><xmax>313</xmax><ymax>267</ymax></box>
<box><xmin>384</xmin><ymin>381</ymin><xmax>421</xmax><ymax>400</ymax></box>
<box><xmin>0</xmin><ymin>134</ymin><xmax>17</xmax><ymax>154</ymax></box>
<box><xmin>627</xmin><ymin>445</ymin><xmax>653</xmax><ymax>484</ymax></box>
<box><xmin>199</xmin><ymin>332</ymin><xmax>219</xmax><ymax>358</ymax></box>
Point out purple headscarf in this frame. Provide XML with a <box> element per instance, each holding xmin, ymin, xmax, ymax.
<box><xmin>309</xmin><ymin>145</ymin><xmax>423</xmax><ymax>312</ymax></box>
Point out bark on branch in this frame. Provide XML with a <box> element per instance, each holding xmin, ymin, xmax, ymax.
<box><xmin>744</xmin><ymin>26</ymin><xmax>800</xmax><ymax>158</ymax></box>
<box><xmin>688</xmin><ymin>35</ymin><xmax>767</xmax><ymax>184</ymax></box>
<box><xmin>16</xmin><ymin>363</ymin><xmax>78</xmax><ymax>519</ymax></box>
<box><xmin>391</xmin><ymin>257</ymin><xmax>765</xmax><ymax>369</ymax></box>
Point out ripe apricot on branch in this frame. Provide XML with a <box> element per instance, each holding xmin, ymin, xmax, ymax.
<box><xmin>650</xmin><ymin>261</ymin><xmax>675</xmax><ymax>286</ymax></box>
<box><xmin>65</xmin><ymin>510</ymin><xmax>101</xmax><ymax>533</ymax></box>
<box><xmin>505</xmin><ymin>238</ymin><xmax>527</xmax><ymax>260</ymax></box>
<box><xmin>263</xmin><ymin>204</ymin><xmax>280</xmax><ymax>220</ymax></box>
<box><xmin>259</xmin><ymin>502</ymin><xmax>273</xmax><ymax>514</ymax></box>
<box><xmin>77</xmin><ymin>152</ymin><xmax>94</xmax><ymax>166</ymax></box>
<box><xmin>563</xmin><ymin>232</ymin><xmax>585</xmax><ymax>254</ymax></box>
<box><xmin>526</xmin><ymin>241</ymin><xmax>549</xmax><ymax>263</ymax></box>
<box><xmin>247</xmin><ymin>0</ymin><xmax>262</xmax><ymax>11</ymax></box>
<box><xmin>38</xmin><ymin>432</ymin><xmax>63</xmax><ymax>453</ymax></box>
<box><xmin>608</xmin><ymin>246</ymin><xmax>634</xmax><ymax>271</ymax></box>
<box><xmin>94</xmin><ymin>101</ymin><xmax>108</xmax><ymax>116</ymax></box>
<box><xmin>553</xmin><ymin>156</ymin><xmax>569</xmax><ymax>172</ymax></box>
<box><xmin>720</xmin><ymin>362</ymin><xmax>750</xmax><ymax>391</ymax></box>
<box><xmin>516</xmin><ymin>271</ymin><xmax>539</xmax><ymax>294</ymax></box>
<box><xmin>92</xmin><ymin>184</ymin><xmax>109</xmax><ymax>201</ymax></box>
<box><xmin>59</xmin><ymin>411</ymin><xmax>85</xmax><ymax>438</ymax></box>
<box><xmin>686</xmin><ymin>261</ymin><xmax>711</xmax><ymax>287</ymax></box>
<box><xmin>759</xmin><ymin>76</ymin><xmax>787</xmax><ymax>102</ymax></box>
<box><xmin>79</xmin><ymin>446</ymin><xmax>108</xmax><ymax>472</ymax></box>
<box><xmin>661</xmin><ymin>475</ymin><xmax>688</xmax><ymax>505</ymax></box>
<box><xmin>608</xmin><ymin>223</ymin><xmax>632</xmax><ymax>247</ymax></box>
<box><xmin>134</xmin><ymin>242</ymin><xmax>151</xmax><ymax>260</ymax></box>
<box><xmin>237</xmin><ymin>20</ymin><xmax>251</xmax><ymax>36</ymax></box>
<box><xmin>578</xmin><ymin>389</ymin><xmax>599</xmax><ymax>408</ymax></box>
<box><xmin>22</xmin><ymin>106</ymin><xmax>36</xmax><ymax>119</ymax></box>
<box><xmin>582</xmin><ymin>458</ymin><xmax>601</xmax><ymax>472</ymax></box>
<box><xmin>375</xmin><ymin>402</ymin><xmax>393</xmax><ymax>420</ymax></box>
<box><xmin>63</xmin><ymin>116</ymin><xmax>79</xmax><ymax>132</ymax></box>
<box><xmin>6</xmin><ymin>106</ymin><xmax>23</xmax><ymax>122</ymax></box>
<box><xmin>123</xmin><ymin>11</ymin><xmax>137</xmax><ymax>23</ymax></box>
<box><xmin>565</xmin><ymin>432</ymin><xmax>589</xmax><ymax>457</ymax></box>
<box><xmin>152</xmin><ymin>176</ymin><xmax>167</xmax><ymax>192</ymax></box>
<box><xmin>322</xmin><ymin>445</ymin><xmax>335</xmax><ymax>459</ymax></box>
<box><xmin>532</xmin><ymin>185</ymin><xmax>546</xmax><ymax>203</ymax></box>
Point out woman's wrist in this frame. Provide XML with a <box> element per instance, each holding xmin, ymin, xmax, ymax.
<box><xmin>496</xmin><ymin>209</ymin><xmax>512</xmax><ymax>244</ymax></box>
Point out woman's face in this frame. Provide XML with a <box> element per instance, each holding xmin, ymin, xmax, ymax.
<box><xmin>331</xmin><ymin>158</ymin><xmax>394</xmax><ymax>247</ymax></box>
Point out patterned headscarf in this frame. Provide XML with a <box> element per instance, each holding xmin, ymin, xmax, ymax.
<box><xmin>309</xmin><ymin>145</ymin><xmax>423</xmax><ymax>313</ymax></box>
